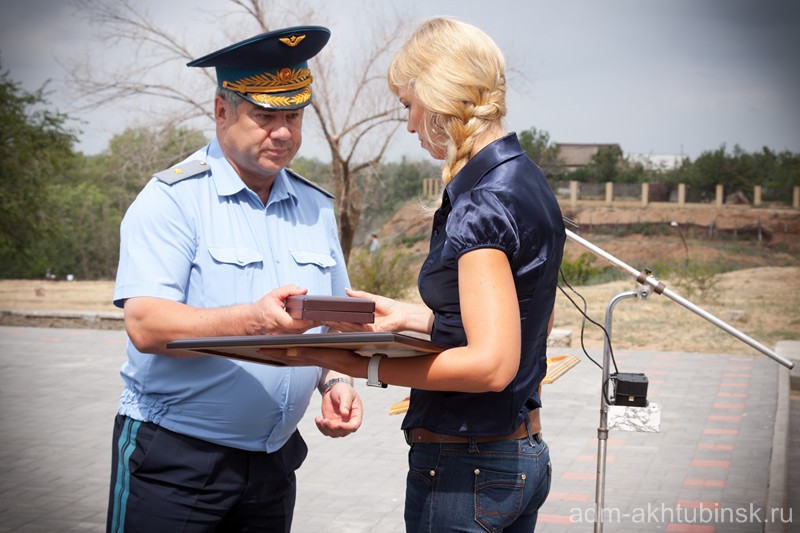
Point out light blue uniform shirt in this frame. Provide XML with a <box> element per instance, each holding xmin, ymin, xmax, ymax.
<box><xmin>113</xmin><ymin>138</ymin><xmax>349</xmax><ymax>452</ymax></box>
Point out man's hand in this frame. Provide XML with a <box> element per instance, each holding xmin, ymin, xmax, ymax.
<box><xmin>317</xmin><ymin>381</ymin><xmax>363</xmax><ymax>437</ymax></box>
<box><xmin>250</xmin><ymin>285</ymin><xmax>317</xmax><ymax>335</ymax></box>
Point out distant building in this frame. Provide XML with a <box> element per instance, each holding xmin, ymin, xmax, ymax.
<box><xmin>626</xmin><ymin>153</ymin><xmax>688</xmax><ymax>172</ymax></box>
<box><xmin>554</xmin><ymin>143</ymin><xmax>688</xmax><ymax>174</ymax></box>
<box><xmin>555</xmin><ymin>143</ymin><xmax>622</xmax><ymax>173</ymax></box>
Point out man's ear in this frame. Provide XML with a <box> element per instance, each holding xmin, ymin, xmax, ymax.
<box><xmin>214</xmin><ymin>95</ymin><xmax>228</xmax><ymax>127</ymax></box>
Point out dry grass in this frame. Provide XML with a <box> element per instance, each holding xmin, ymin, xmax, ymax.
<box><xmin>552</xmin><ymin>266</ymin><xmax>800</xmax><ymax>355</ymax></box>
<box><xmin>0</xmin><ymin>279</ymin><xmax>119</xmax><ymax>313</ymax></box>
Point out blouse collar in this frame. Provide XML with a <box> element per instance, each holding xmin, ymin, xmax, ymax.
<box><xmin>444</xmin><ymin>132</ymin><xmax>524</xmax><ymax>205</ymax></box>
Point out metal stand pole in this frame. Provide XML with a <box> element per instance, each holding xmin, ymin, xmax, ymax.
<box><xmin>565</xmin><ymin>229</ymin><xmax>794</xmax><ymax>369</ymax></box>
<box><xmin>564</xmin><ymin>226</ymin><xmax>795</xmax><ymax>531</ymax></box>
<box><xmin>594</xmin><ymin>289</ymin><xmax>641</xmax><ymax>532</ymax></box>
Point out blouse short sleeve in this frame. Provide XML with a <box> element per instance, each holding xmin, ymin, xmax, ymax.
<box><xmin>447</xmin><ymin>189</ymin><xmax>519</xmax><ymax>260</ymax></box>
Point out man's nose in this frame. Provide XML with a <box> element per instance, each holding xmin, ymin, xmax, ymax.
<box><xmin>271</xmin><ymin>118</ymin><xmax>292</xmax><ymax>138</ymax></box>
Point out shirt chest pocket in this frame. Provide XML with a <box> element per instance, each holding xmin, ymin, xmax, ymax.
<box><xmin>290</xmin><ymin>249</ymin><xmax>336</xmax><ymax>294</ymax></box>
<box><xmin>290</xmin><ymin>249</ymin><xmax>336</xmax><ymax>269</ymax></box>
<box><xmin>207</xmin><ymin>246</ymin><xmax>263</xmax><ymax>268</ymax></box>
<box><xmin>198</xmin><ymin>246</ymin><xmax>264</xmax><ymax>306</ymax></box>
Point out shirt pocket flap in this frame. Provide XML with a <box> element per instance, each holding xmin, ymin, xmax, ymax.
<box><xmin>290</xmin><ymin>249</ymin><xmax>336</xmax><ymax>268</ymax></box>
<box><xmin>208</xmin><ymin>246</ymin><xmax>263</xmax><ymax>267</ymax></box>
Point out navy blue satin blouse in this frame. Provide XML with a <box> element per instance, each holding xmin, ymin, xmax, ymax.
<box><xmin>402</xmin><ymin>133</ymin><xmax>566</xmax><ymax>437</ymax></box>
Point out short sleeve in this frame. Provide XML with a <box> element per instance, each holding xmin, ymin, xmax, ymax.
<box><xmin>447</xmin><ymin>189</ymin><xmax>519</xmax><ymax>260</ymax></box>
<box><xmin>113</xmin><ymin>181</ymin><xmax>195</xmax><ymax>308</ymax></box>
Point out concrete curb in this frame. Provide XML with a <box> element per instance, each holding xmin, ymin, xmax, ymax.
<box><xmin>765</xmin><ymin>340</ymin><xmax>800</xmax><ymax>533</ymax></box>
<box><xmin>0</xmin><ymin>308</ymin><xmax>124</xmax><ymax>329</ymax></box>
<box><xmin>766</xmin><ymin>364</ymin><xmax>790</xmax><ymax>533</ymax></box>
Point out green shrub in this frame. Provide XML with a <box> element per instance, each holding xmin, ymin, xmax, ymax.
<box><xmin>673</xmin><ymin>262</ymin><xmax>723</xmax><ymax>300</ymax></box>
<box><xmin>560</xmin><ymin>252</ymin><xmax>606</xmax><ymax>285</ymax></box>
<box><xmin>348</xmin><ymin>248</ymin><xmax>417</xmax><ymax>299</ymax></box>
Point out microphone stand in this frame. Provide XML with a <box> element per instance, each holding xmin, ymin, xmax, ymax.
<box><xmin>565</xmin><ymin>229</ymin><xmax>794</xmax><ymax>369</ymax></box>
<box><xmin>561</xmin><ymin>228</ymin><xmax>794</xmax><ymax>533</ymax></box>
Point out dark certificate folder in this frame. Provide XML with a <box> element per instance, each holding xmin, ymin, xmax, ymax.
<box><xmin>167</xmin><ymin>332</ymin><xmax>449</xmax><ymax>365</ymax></box>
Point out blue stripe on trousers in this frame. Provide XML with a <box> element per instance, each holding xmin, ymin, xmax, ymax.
<box><xmin>110</xmin><ymin>417</ymin><xmax>140</xmax><ymax>533</ymax></box>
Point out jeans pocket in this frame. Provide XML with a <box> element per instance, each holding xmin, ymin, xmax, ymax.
<box><xmin>474</xmin><ymin>467</ymin><xmax>525</xmax><ymax>532</ymax></box>
<box><xmin>407</xmin><ymin>445</ymin><xmax>437</xmax><ymax>489</ymax></box>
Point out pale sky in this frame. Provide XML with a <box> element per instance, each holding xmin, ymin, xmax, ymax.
<box><xmin>1</xmin><ymin>0</ymin><xmax>798</xmax><ymax>162</ymax></box>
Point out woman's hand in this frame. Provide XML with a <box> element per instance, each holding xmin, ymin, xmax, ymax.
<box><xmin>345</xmin><ymin>288</ymin><xmax>432</xmax><ymax>334</ymax></box>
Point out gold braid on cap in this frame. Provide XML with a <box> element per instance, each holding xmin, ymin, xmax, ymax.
<box><xmin>249</xmin><ymin>86</ymin><xmax>311</xmax><ymax>107</ymax></box>
<box><xmin>223</xmin><ymin>67</ymin><xmax>312</xmax><ymax>94</ymax></box>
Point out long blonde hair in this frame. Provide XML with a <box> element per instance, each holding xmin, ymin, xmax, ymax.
<box><xmin>388</xmin><ymin>17</ymin><xmax>507</xmax><ymax>185</ymax></box>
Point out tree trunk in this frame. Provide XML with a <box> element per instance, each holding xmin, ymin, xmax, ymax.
<box><xmin>332</xmin><ymin>159</ymin><xmax>361</xmax><ymax>264</ymax></box>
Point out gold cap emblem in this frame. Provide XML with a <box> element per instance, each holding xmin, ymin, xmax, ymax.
<box><xmin>279</xmin><ymin>35</ymin><xmax>306</xmax><ymax>47</ymax></box>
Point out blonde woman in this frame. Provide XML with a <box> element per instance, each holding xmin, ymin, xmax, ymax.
<box><xmin>264</xmin><ymin>17</ymin><xmax>565</xmax><ymax>531</ymax></box>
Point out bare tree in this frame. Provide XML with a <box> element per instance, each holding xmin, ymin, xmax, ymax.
<box><xmin>309</xmin><ymin>12</ymin><xmax>406</xmax><ymax>258</ymax></box>
<box><xmin>66</xmin><ymin>0</ymin><xmax>407</xmax><ymax>261</ymax></box>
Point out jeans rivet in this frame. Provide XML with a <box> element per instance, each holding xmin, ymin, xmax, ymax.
<box><xmin>474</xmin><ymin>469</ymin><xmax>480</xmax><ymax>475</ymax></box>
<box><xmin>521</xmin><ymin>473</ymin><xmax>526</xmax><ymax>480</ymax></box>
<box><xmin>429</xmin><ymin>470</ymin><xmax>436</xmax><ymax>477</ymax></box>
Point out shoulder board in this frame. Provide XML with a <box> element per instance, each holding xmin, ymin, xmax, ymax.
<box><xmin>153</xmin><ymin>160</ymin><xmax>210</xmax><ymax>185</ymax></box>
<box><xmin>285</xmin><ymin>168</ymin><xmax>334</xmax><ymax>198</ymax></box>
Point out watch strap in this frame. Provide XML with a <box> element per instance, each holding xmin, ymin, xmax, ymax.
<box><xmin>319</xmin><ymin>376</ymin><xmax>354</xmax><ymax>395</ymax></box>
<box><xmin>367</xmin><ymin>354</ymin><xmax>388</xmax><ymax>388</ymax></box>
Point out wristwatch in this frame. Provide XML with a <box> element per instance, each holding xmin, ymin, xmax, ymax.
<box><xmin>367</xmin><ymin>354</ymin><xmax>388</xmax><ymax>388</ymax></box>
<box><xmin>318</xmin><ymin>377</ymin><xmax>354</xmax><ymax>395</ymax></box>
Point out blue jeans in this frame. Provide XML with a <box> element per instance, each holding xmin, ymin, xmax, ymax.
<box><xmin>404</xmin><ymin>430</ymin><xmax>551</xmax><ymax>532</ymax></box>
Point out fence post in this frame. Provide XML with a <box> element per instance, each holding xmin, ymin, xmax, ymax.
<box><xmin>754</xmin><ymin>185</ymin><xmax>762</xmax><ymax>207</ymax></box>
<box><xmin>716</xmin><ymin>184</ymin><xmax>724</xmax><ymax>207</ymax></box>
<box><xmin>641</xmin><ymin>183</ymin><xmax>649</xmax><ymax>207</ymax></box>
<box><xmin>605</xmin><ymin>182</ymin><xmax>614</xmax><ymax>206</ymax></box>
<box><xmin>794</xmin><ymin>186</ymin><xmax>799</xmax><ymax>209</ymax></box>
<box><xmin>570</xmin><ymin>180</ymin><xmax>578</xmax><ymax>208</ymax></box>
<box><xmin>678</xmin><ymin>183</ymin><xmax>686</xmax><ymax>207</ymax></box>
<box><xmin>423</xmin><ymin>178</ymin><xmax>439</xmax><ymax>197</ymax></box>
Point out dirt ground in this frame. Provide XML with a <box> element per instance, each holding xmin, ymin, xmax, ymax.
<box><xmin>550</xmin><ymin>265</ymin><xmax>799</xmax><ymax>355</ymax></box>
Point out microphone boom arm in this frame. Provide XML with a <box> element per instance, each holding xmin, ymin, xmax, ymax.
<box><xmin>565</xmin><ymin>228</ymin><xmax>794</xmax><ymax>369</ymax></box>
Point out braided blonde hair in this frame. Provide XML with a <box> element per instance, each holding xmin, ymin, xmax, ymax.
<box><xmin>388</xmin><ymin>17</ymin><xmax>507</xmax><ymax>185</ymax></box>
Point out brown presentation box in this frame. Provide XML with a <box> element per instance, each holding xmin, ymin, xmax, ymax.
<box><xmin>285</xmin><ymin>295</ymin><xmax>375</xmax><ymax>323</ymax></box>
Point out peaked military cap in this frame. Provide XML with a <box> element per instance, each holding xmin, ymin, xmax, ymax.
<box><xmin>187</xmin><ymin>26</ymin><xmax>330</xmax><ymax>110</ymax></box>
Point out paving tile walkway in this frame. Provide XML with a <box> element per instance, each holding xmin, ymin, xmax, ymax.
<box><xmin>0</xmin><ymin>326</ymin><xmax>794</xmax><ymax>532</ymax></box>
